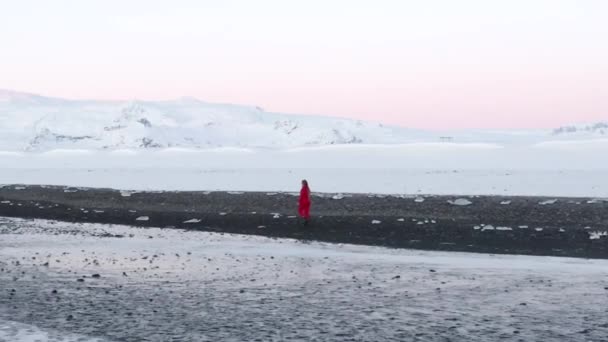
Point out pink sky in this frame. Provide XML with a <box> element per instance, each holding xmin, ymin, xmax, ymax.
<box><xmin>1</xmin><ymin>0</ymin><xmax>607</xmax><ymax>129</ymax></box>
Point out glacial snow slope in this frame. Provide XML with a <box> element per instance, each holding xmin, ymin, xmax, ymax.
<box><xmin>3</xmin><ymin>89</ymin><xmax>605</xmax><ymax>151</ymax></box>
<box><xmin>551</xmin><ymin>122</ymin><xmax>608</xmax><ymax>137</ymax></box>
<box><xmin>0</xmin><ymin>90</ymin><xmax>431</xmax><ymax>151</ymax></box>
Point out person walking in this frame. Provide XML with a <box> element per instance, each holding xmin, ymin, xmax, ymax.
<box><xmin>298</xmin><ymin>179</ymin><xmax>311</xmax><ymax>226</ymax></box>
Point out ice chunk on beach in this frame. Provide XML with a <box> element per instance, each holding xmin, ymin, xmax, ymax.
<box><xmin>136</xmin><ymin>216</ymin><xmax>149</xmax><ymax>221</ymax></box>
<box><xmin>183</xmin><ymin>219</ymin><xmax>201</xmax><ymax>224</ymax></box>
<box><xmin>120</xmin><ymin>190</ymin><xmax>135</xmax><ymax>197</ymax></box>
<box><xmin>371</xmin><ymin>220</ymin><xmax>381</xmax><ymax>224</ymax></box>
<box><xmin>448</xmin><ymin>198</ymin><xmax>472</xmax><ymax>206</ymax></box>
<box><xmin>589</xmin><ymin>231</ymin><xmax>607</xmax><ymax>240</ymax></box>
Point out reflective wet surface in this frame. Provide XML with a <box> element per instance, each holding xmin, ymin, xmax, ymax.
<box><xmin>1</xmin><ymin>218</ymin><xmax>607</xmax><ymax>341</ymax></box>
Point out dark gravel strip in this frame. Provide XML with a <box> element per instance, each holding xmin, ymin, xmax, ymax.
<box><xmin>1</xmin><ymin>184</ymin><xmax>607</xmax><ymax>258</ymax></box>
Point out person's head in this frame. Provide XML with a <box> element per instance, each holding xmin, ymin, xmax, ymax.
<box><xmin>301</xmin><ymin>179</ymin><xmax>308</xmax><ymax>188</ymax></box>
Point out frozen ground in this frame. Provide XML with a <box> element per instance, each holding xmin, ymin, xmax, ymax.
<box><xmin>2</xmin><ymin>141</ymin><xmax>608</xmax><ymax>197</ymax></box>
<box><xmin>1</xmin><ymin>217</ymin><xmax>607</xmax><ymax>341</ymax></box>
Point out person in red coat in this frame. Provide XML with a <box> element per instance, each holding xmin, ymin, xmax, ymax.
<box><xmin>298</xmin><ymin>179</ymin><xmax>311</xmax><ymax>225</ymax></box>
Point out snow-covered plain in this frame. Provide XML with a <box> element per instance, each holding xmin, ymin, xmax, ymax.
<box><xmin>1</xmin><ymin>140</ymin><xmax>608</xmax><ymax>196</ymax></box>
<box><xmin>1</xmin><ymin>217</ymin><xmax>607</xmax><ymax>341</ymax></box>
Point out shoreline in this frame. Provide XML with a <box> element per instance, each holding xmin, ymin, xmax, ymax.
<box><xmin>1</xmin><ymin>184</ymin><xmax>607</xmax><ymax>259</ymax></box>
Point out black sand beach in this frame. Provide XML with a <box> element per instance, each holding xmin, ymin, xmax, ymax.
<box><xmin>1</xmin><ymin>184</ymin><xmax>607</xmax><ymax>258</ymax></box>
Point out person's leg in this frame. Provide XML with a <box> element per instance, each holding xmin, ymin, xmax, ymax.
<box><xmin>304</xmin><ymin>203</ymin><xmax>311</xmax><ymax>224</ymax></box>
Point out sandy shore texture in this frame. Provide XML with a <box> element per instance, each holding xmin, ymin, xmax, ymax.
<box><xmin>1</xmin><ymin>184</ymin><xmax>607</xmax><ymax>258</ymax></box>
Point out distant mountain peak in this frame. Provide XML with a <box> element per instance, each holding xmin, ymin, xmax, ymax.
<box><xmin>552</xmin><ymin>122</ymin><xmax>608</xmax><ymax>136</ymax></box>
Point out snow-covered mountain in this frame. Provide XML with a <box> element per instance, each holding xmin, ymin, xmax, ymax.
<box><xmin>0</xmin><ymin>89</ymin><xmax>604</xmax><ymax>151</ymax></box>
<box><xmin>551</xmin><ymin>122</ymin><xmax>608</xmax><ymax>137</ymax></box>
<box><xmin>0</xmin><ymin>90</ymin><xmax>432</xmax><ymax>151</ymax></box>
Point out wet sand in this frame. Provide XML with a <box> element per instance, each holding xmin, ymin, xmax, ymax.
<box><xmin>1</xmin><ymin>218</ymin><xmax>607</xmax><ymax>341</ymax></box>
<box><xmin>1</xmin><ymin>184</ymin><xmax>607</xmax><ymax>258</ymax></box>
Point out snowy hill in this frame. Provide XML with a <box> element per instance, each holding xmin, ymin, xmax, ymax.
<box><xmin>0</xmin><ymin>89</ymin><xmax>604</xmax><ymax>151</ymax></box>
<box><xmin>551</xmin><ymin>122</ymin><xmax>608</xmax><ymax>137</ymax></box>
<box><xmin>0</xmin><ymin>90</ymin><xmax>433</xmax><ymax>151</ymax></box>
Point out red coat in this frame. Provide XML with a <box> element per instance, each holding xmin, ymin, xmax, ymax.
<box><xmin>298</xmin><ymin>186</ymin><xmax>311</xmax><ymax>219</ymax></box>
